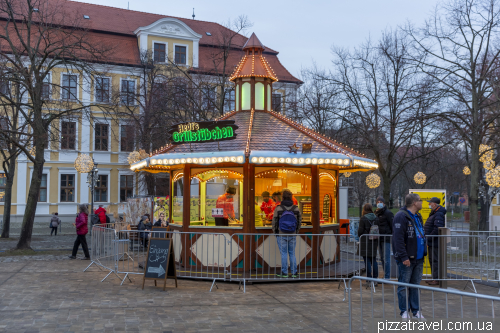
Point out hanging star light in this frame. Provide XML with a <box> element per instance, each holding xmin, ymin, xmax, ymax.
<box><xmin>485</xmin><ymin>166</ymin><xmax>500</xmax><ymax>188</ymax></box>
<box><xmin>484</xmin><ymin>159</ymin><xmax>496</xmax><ymax>171</ymax></box>
<box><xmin>344</xmin><ymin>172</ymin><xmax>352</xmax><ymax>178</ymax></box>
<box><xmin>366</xmin><ymin>173</ymin><xmax>381</xmax><ymax>189</ymax></box>
<box><xmin>127</xmin><ymin>151</ymin><xmax>141</xmax><ymax>165</ymax></box>
<box><xmin>463</xmin><ymin>166</ymin><xmax>471</xmax><ymax>175</ymax></box>
<box><xmin>74</xmin><ymin>154</ymin><xmax>94</xmax><ymax>173</ymax></box>
<box><xmin>479</xmin><ymin>144</ymin><xmax>494</xmax><ymax>163</ymax></box>
<box><xmin>414</xmin><ymin>172</ymin><xmax>427</xmax><ymax>185</ymax></box>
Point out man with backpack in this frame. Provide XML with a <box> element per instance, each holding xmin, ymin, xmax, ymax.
<box><xmin>393</xmin><ymin>193</ymin><xmax>426</xmax><ymax>319</ymax></box>
<box><xmin>272</xmin><ymin>189</ymin><xmax>301</xmax><ymax>278</ymax></box>
<box><xmin>94</xmin><ymin>205</ymin><xmax>107</xmax><ymax>225</ymax></box>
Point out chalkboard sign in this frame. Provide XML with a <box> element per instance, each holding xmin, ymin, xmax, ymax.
<box><xmin>142</xmin><ymin>238</ymin><xmax>178</xmax><ymax>290</ymax></box>
<box><xmin>323</xmin><ymin>194</ymin><xmax>331</xmax><ymax>220</ymax></box>
<box><xmin>152</xmin><ymin>226</ymin><xmax>168</xmax><ymax>238</ymax></box>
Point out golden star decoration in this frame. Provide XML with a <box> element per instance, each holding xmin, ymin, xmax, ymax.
<box><xmin>288</xmin><ymin>143</ymin><xmax>299</xmax><ymax>154</ymax></box>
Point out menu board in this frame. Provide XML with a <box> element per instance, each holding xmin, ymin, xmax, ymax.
<box><xmin>323</xmin><ymin>194</ymin><xmax>331</xmax><ymax>220</ymax></box>
<box><xmin>142</xmin><ymin>238</ymin><xmax>177</xmax><ymax>290</ymax></box>
<box><xmin>288</xmin><ymin>183</ymin><xmax>302</xmax><ymax>194</ymax></box>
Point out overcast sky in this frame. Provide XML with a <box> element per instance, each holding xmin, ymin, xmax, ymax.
<box><xmin>75</xmin><ymin>0</ymin><xmax>440</xmax><ymax>78</ymax></box>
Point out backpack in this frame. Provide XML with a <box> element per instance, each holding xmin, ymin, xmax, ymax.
<box><xmin>367</xmin><ymin>218</ymin><xmax>379</xmax><ymax>240</ymax></box>
<box><xmin>91</xmin><ymin>214</ymin><xmax>100</xmax><ymax>225</ymax></box>
<box><xmin>278</xmin><ymin>205</ymin><xmax>298</xmax><ymax>233</ymax></box>
<box><xmin>105</xmin><ymin>215</ymin><xmax>110</xmax><ymax>224</ymax></box>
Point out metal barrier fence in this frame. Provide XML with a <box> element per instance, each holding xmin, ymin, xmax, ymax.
<box><xmin>348</xmin><ymin>276</ymin><xmax>500</xmax><ymax>332</ymax></box>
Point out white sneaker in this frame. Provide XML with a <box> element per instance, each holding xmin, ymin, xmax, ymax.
<box><xmin>413</xmin><ymin>311</ymin><xmax>426</xmax><ymax>320</ymax></box>
<box><xmin>401</xmin><ymin>311</ymin><xmax>410</xmax><ymax>319</ymax></box>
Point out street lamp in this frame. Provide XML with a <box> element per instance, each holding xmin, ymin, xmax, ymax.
<box><xmin>74</xmin><ymin>154</ymin><xmax>98</xmax><ymax>226</ymax></box>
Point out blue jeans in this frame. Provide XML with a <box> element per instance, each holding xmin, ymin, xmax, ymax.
<box><xmin>277</xmin><ymin>235</ymin><xmax>297</xmax><ymax>275</ymax></box>
<box><xmin>378</xmin><ymin>240</ymin><xmax>392</xmax><ymax>279</ymax></box>
<box><xmin>363</xmin><ymin>256</ymin><xmax>378</xmax><ymax>278</ymax></box>
<box><xmin>396</xmin><ymin>259</ymin><xmax>424</xmax><ymax>315</ymax></box>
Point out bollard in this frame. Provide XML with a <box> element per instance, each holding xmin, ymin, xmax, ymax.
<box><xmin>439</xmin><ymin>227</ymin><xmax>449</xmax><ymax>289</ymax></box>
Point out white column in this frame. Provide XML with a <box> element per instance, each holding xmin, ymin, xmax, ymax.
<box><xmin>80</xmin><ymin>173</ymin><xmax>89</xmax><ymax>205</ymax></box>
<box><xmin>81</xmin><ymin>118</ymin><xmax>91</xmax><ymax>153</ymax></box>
<box><xmin>16</xmin><ymin>160</ymin><xmax>28</xmax><ymax>215</ymax></box>
<box><xmin>193</xmin><ymin>40</ymin><xmax>199</xmax><ymax>68</ymax></box>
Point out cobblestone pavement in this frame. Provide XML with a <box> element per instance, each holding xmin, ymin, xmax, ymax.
<box><xmin>0</xmin><ymin>235</ymin><xmax>76</xmax><ymax>251</ymax></box>
<box><xmin>0</xmin><ymin>257</ymin><xmax>499</xmax><ymax>333</ymax></box>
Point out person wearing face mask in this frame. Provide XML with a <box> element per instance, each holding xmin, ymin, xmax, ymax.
<box><xmin>260</xmin><ymin>191</ymin><xmax>275</xmax><ymax>221</ymax></box>
<box><xmin>423</xmin><ymin>197</ymin><xmax>446</xmax><ymax>285</ymax></box>
<box><xmin>375</xmin><ymin>197</ymin><xmax>394</xmax><ymax>279</ymax></box>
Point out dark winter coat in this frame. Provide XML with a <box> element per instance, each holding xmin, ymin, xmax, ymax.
<box><xmin>75</xmin><ymin>212</ymin><xmax>88</xmax><ymax>236</ymax></box>
<box><xmin>375</xmin><ymin>206</ymin><xmax>394</xmax><ymax>242</ymax></box>
<box><xmin>358</xmin><ymin>213</ymin><xmax>379</xmax><ymax>258</ymax></box>
<box><xmin>392</xmin><ymin>207</ymin><xmax>427</xmax><ymax>263</ymax></box>
<box><xmin>138</xmin><ymin>219</ymin><xmax>152</xmax><ymax>239</ymax></box>
<box><xmin>424</xmin><ymin>205</ymin><xmax>446</xmax><ymax>246</ymax></box>
<box><xmin>272</xmin><ymin>199</ymin><xmax>301</xmax><ymax>234</ymax></box>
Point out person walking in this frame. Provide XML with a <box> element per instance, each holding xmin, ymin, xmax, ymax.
<box><xmin>272</xmin><ymin>189</ymin><xmax>301</xmax><ymax>278</ymax></box>
<box><xmin>375</xmin><ymin>197</ymin><xmax>394</xmax><ymax>279</ymax></box>
<box><xmin>69</xmin><ymin>204</ymin><xmax>90</xmax><ymax>260</ymax></box>
<box><xmin>358</xmin><ymin>203</ymin><xmax>380</xmax><ymax>286</ymax></box>
<box><xmin>50</xmin><ymin>212</ymin><xmax>61</xmax><ymax>236</ymax></box>
<box><xmin>423</xmin><ymin>197</ymin><xmax>446</xmax><ymax>286</ymax></box>
<box><xmin>393</xmin><ymin>193</ymin><xmax>427</xmax><ymax>319</ymax></box>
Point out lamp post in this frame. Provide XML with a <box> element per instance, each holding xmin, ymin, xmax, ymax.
<box><xmin>75</xmin><ymin>154</ymin><xmax>98</xmax><ymax>227</ymax></box>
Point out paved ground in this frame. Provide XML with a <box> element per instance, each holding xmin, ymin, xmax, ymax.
<box><xmin>0</xmin><ymin>255</ymin><xmax>499</xmax><ymax>333</ymax></box>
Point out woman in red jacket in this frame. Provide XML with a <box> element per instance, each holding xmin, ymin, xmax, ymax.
<box><xmin>69</xmin><ymin>204</ymin><xmax>90</xmax><ymax>260</ymax></box>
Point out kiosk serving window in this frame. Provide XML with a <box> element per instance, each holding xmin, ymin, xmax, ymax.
<box><xmin>254</xmin><ymin>167</ymin><xmax>312</xmax><ymax>227</ymax></box>
<box><xmin>319</xmin><ymin>168</ymin><xmax>337</xmax><ymax>224</ymax></box>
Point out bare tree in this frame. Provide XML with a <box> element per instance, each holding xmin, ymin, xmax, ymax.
<box><xmin>0</xmin><ymin>0</ymin><xmax>113</xmax><ymax>249</ymax></box>
<box><xmin>405</xmin><ymin>0</ymin><xmax>500</xmax><ymax>231</ymax></box>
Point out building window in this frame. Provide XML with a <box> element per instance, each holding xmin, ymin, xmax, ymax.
<box><xmin>94</xmin><ymin>123</ymin><xmax>109</xmax><ymax>151</ymax></box>
<box><xmin>95</xmin><ymin>77</ymin><xmax>110</xmax><ymax>103</ymax></box>
<box><xmin>95</xmin><ymin>175</ymin><xmax>108</xmax><ymax>202</ymax></box>
<box><xmin>175</xmin><ymin>45</ymin><xmax>187</xmax><ymax>65</ymax></box>
<box><xmin>38</xmin><ymin>174</ymin><xmax>47</xmax><ymax>202</ymax></box>
<box><xmin>202</xmin><ymin>86</ymin><xmax>216</xmax><ymax>112</ymax></box>
<box><xmin>60</xmin><ymin>174</ymin><xmax>75</xmax><ymax>202</ymax></box>
<box><xmin>62</xmin><ymin>74</ymin><xmax>77</xmax><ymax>100</ymax></box>
<box><xmin>272</xmin><ymin>93</ymin><xmax>282</xmax><ymax>112</ymax></box>
<box><xmin>154</xmin><ymin>43</ymin><xmax>166</xmax><ymax>62</ymax></box>
<box><xmin>0</xmin><ymin>117</ymin><xmax>8</xmax><ymax>149</ymax></box>
<box><xmin>0</xmin><ymin>174</ymin><xmax>5</xmax><ymax>202</ymax></box>
<box><xmin>41</xmin><ymin>74</ymin><xmax>50</xmax><ymax>99</ymax></box>
<box><xmin>224</xmin><ymin>89</ymin><xmax>235</xmax><ymax>111</ymax></box>
<box><xmin>61</xmin><ymin>121</ymin><xmax>76</xmax><ymax>150</ymax></box>
<box><xmin>0</xmin><ymin>80</ymin><xmax>9</xmax><ymax>95</ymax></box>
<box><xmin>120</xmin><ymin>80</ymin><xmax>135</xmax><ymax>105</ymax></box>
<box><xmin>120</xmin><ymin>175</ymin><xmax>133</xmax><ymax>202</ymax></box>
<box><xmin>120</xmin><ymin>125</ymin><xmax>135</xmax><ymax>152</ymax></box>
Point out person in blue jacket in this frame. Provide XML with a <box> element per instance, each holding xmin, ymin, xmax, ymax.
<box><xmin>392</xmin><ymin>193</ymin><xmax>426</xmax><ymax>319</ymax></box>
<box><xmin>423</xmin><ymin>197</ymin><xmax>446</xmax><ymax>285</ymax></box>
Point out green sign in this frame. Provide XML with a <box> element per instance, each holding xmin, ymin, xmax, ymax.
<box><xmin>168</xmin><ymin>120</ymin><xmax>238</xmax><ymax>145</ymax></box>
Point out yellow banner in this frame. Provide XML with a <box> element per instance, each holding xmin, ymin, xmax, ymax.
<box><xmin>409</xmin><ymin>189</ymin><xmax>447</xmax><ymax>276</ymax></box>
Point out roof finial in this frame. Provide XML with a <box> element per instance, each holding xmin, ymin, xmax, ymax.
<box><xmin>192</xmin><ymin>8</ymin><xmax>195</xmax><ymax>20</ymax></box>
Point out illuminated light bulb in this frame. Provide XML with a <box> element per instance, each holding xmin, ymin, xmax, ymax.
<box><xmin>175</xmin><ymin>159</ymin><xmax>180</xmax><ymax>164</ymax></box>
<box><xmin>181</xmin><ymin>159</ymin><xmax>186</xmax><ymax>164</ymax></box>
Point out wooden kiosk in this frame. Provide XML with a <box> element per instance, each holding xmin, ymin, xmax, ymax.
<box><xmin>130</xmin><ymin>33</ymin><xmax>378</xmax><ymax>277</ymax></box>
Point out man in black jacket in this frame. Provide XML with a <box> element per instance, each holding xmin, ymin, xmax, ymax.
<box><xmin>375</xmin><ymin>197</ymin><xmax>394</xmax><ymax>279</ymax></box>
<box><xmin>392</xmin><ymin>193</ymin><xmax>426</xmax><ymax>319</ymax></box>
<box><xmin>423</xmin><ymin>197</ymin><xmax>446</xmax><ymax>285</ymax></box>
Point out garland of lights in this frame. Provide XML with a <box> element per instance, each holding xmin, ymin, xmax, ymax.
<box><xmin>463</xmin><ymin>166</ymin><xmax>471</xmax><ymax>175</ymax></box>
<box><xmin>479</xmin><ymin>144</ymin><xmax>494</xmax><ymax>163</ymax></box>
<box><xmin>74</xmin><ymin>154</ymin><xmax>94</xmax><ymax>173</ymax></box>
<box><xmin>255</xmin><ymin>169</ymin><xmax>312</xmax><ymax>180</ymax></box>
<box><xmin>483</xmin><ymin>159</ymin><xmax>496</xmax><ymax>171</ymax></box>
<box><xmin>191</xmin><ymin>169</ymin><xmax>244</xmax><ymax>181</ymax></box>
<box><xmin>486</xmin><ymin>166</ymin><xmax>500</xmax><ymax>188</ymax></box>
<box><xmin>319</xmin><ymin>172</ymin><xmax>336</xmax><ymax>182</ymax></box>
<box><xmin>414</xmin><ymin>172</ymin><xmax>427</xmax><ymax>185</ymax></box>
<box><xmin>366</xmin><ymin>173</ymin><xmax>381</xmax><ymax>189</ymax></box>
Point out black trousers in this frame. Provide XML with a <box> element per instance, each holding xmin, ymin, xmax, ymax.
<box><xmin>51</xmin><ymin>227</ymin><xmax>58</xmax><ymax>236</ymax></box>
<box><xmin>215</xmin><ymin>217</ymin><xmax>228</xmax><ymax>226</ymax></box>
<box><xmin>72</xmin><ymin>234</ymin><xmax>90</xmax><ymax>258</ymax></box>
<box><xmin>428</xmin><ymin>245</ymin><xmax>439</xmax><ymax>280</ymax></box>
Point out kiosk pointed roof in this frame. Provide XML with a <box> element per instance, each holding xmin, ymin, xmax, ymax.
<box><xmin>229</xmin><ymin>33</ymin><xmax>278</xmax><ymax>82</ymax></box>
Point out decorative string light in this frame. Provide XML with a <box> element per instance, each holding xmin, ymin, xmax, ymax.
<box><xmin>366</xmin><ymin>173</ymin><xmax>381</xmax><ymax>189</ymax></box>
<box><xmin>414</xmin><ymin>172</ymin><xmax>427</xmax><ymax>185</ymax></box>
<box><xmin>344</xmin><ymin>172</ymin><xmax>351</xmax><ymax>178</ymax></box>
<box><xmin>255</xmin><ymin>168</ymin><xmax>312</xmax><ymax>180</ymax></box>
<box><xmin>479</xmin><ymin>144</ymin><xmax>494</xmax><ymax>163</ymax></box>
<box><xmin>485</xmin><ymin>166</ymin><xmax>500</xmax><ymax>188</ymax></box>
<box><xmin>483</xmin><ymin>159</ymin><xmax>496</xmax><ymax>171</ymax></box>
<box><xmin>463</xmin><ymin>166</ymin><xmax>471</xmax><ymax>175</ymax></box>
<box><xmin>319</xmin><ymin>172</ymin><xmax>336</xmax><ymax>182</ymax></box>
<box><xmin>74</xmin><ymin>154</ymin><xmax>94</xmax><ymax>173</ymax></box>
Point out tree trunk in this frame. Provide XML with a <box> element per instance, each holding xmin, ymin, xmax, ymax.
<box><xmin>0</xmin><ymin>161</ymin><xmax>16</xmax><ymax>238</ymax></box>
<box><xmin>382</xmin><ymin>174</ymin><xmax>391</xmax><ymax>205</ymax></box>
<box><xmin>16</xmin><ymin>157</ymin><xmax>44</xmax><ymax>250</ymax></box>
<box><xmin>468</xmin><ymin>139</ymin><xmax>480</xmax><ymax>256</ymax></box>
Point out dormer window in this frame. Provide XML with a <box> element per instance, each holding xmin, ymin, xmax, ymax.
<box><xmin>154</xmin><ymin>43</ymin><xmax>166</xmax><ymax>63</ymax></box>
<box><xmin>206</xmin><ymin>32</ymin><xmax>211</xmax><ymax>36</ymax></box>
<box><xmin>83</xmin><ymin>15</ymin><xmax>90</xmax><ymax>19</ymax></box>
